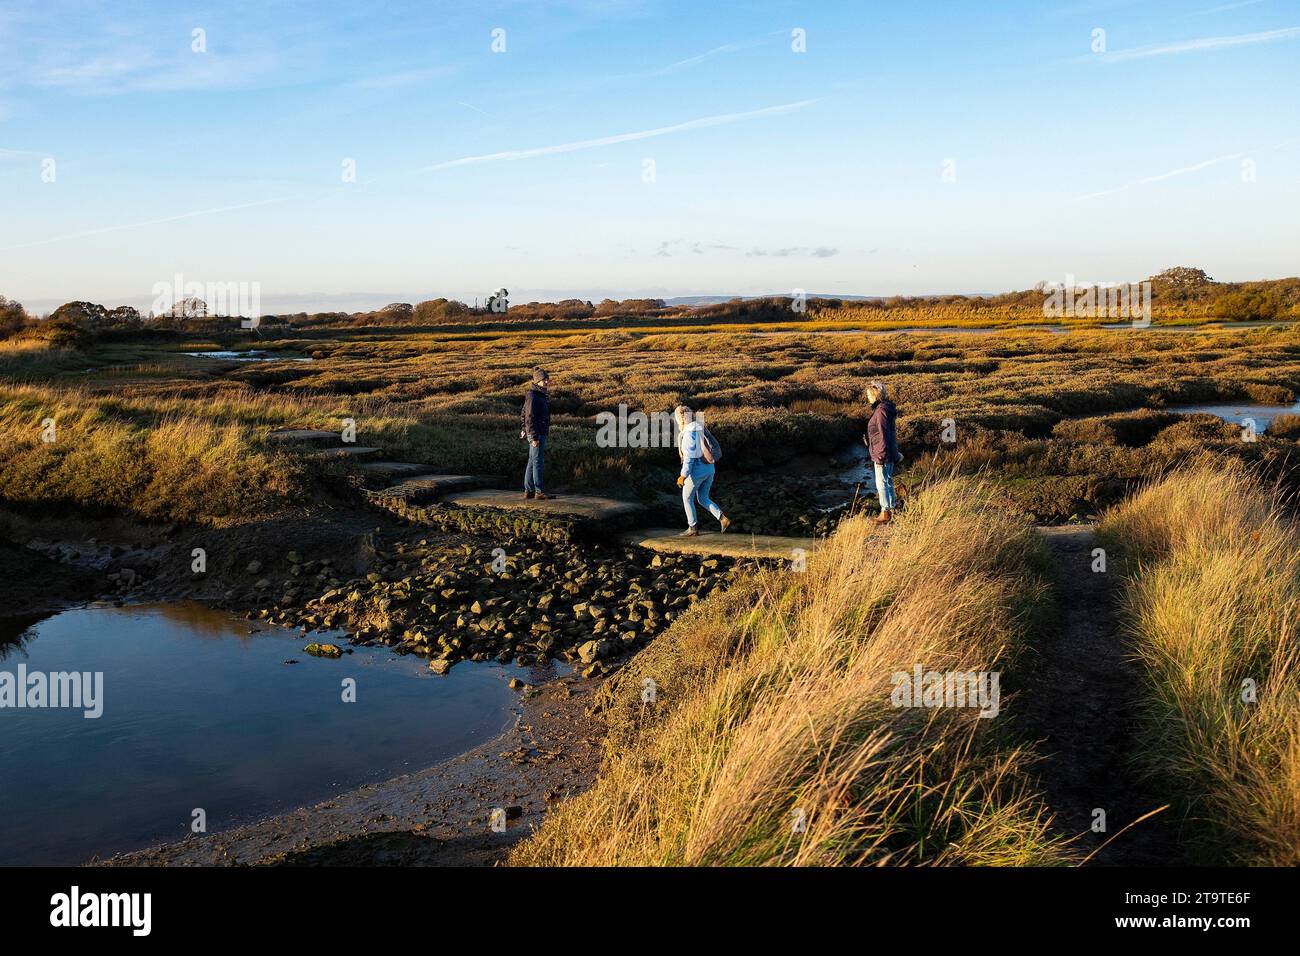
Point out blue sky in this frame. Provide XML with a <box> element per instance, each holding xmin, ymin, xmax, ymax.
<box><xmin>2</xmin><ymin>0</ymin><xmax>1298</xmax><ymax>313</ymax></box>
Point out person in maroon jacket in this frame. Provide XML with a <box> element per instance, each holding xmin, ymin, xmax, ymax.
<box><xmin>863</xmin><ymin>381</ymin><xmax>902</xmax><ymax>524</ymax></box>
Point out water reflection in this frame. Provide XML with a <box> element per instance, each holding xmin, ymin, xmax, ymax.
<box><xmin>0</xmin><ymin>602</ymin><xmax>541</xmax><ymax>865</ymax></box>
<box><xmin>1169</xmin><ymin>401</ymin><xmax>1300</xmax><ymax>431</ymax></box>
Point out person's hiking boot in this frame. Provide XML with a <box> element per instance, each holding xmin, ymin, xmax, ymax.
<box><xmin>523</xmin><ymin>491</ymin><xmax>534</xmax><ymax>500</ymax></box>
<box><xmin>719</xmin><ymin>515</ymin><xmax>732</xmax><ymax>533</ymax></box>
<box><xmin>533</xmin><ymin>492</ymin><xmax>553</xmax><ymax>501</ymax></box>
<box><xmin>875</xmin><ymin>509</ymin><xmax>892</xmax><ymax>525</ymax></box>
<box><xmin>680</xmin><ymin>526</ymin><xmax>699</xmax><ymax>537</ymax></box>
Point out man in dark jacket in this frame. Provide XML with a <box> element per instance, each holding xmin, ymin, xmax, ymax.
<box><xmin>521</xmin><ymin>366</ymin><xmax>552</xmax><ymax>500</ymax></box>
<box><xmin>864</xmin><ymin>380</ymin><xmax>902</xmax><ymax>524</ymax></box>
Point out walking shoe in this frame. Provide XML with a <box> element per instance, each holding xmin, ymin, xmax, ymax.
<box><xmin>874</xmin><ymin>509</ymin><xmax>892</xmax><ymax>525</ymax></box>
<box><xmin>524</xmin><ymin>491</ymin><xmax>534</xmax><ymax>499</ymax></box>
<box><xmin>719</xmin><ymin>515</ymin><xmax>731</xmax><ymax>533</ymax></box>
<box><xmin>679</xmin><ymin>526</ymin><xmax>699</xmax><ymax>537</ymax></box>
<box><xmin>533</xmin><ymin>492</ymin><xmax>553</xmax><ymax>501</ymax></box>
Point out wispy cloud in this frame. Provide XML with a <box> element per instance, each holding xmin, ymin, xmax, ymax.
<box><xmin>0</xmin><ymin>197</ymin><xmax>298</xmax><ymax>251</ymax></box>
<box><xmin>1072</xmin><ymin>152</ymin><xmax>1245</xmax><ymax>202</ymax></box>
<box><xmin>19</xmin><ymin>42</ymin><xmax>285</xmax><ymax>95</ymax></box>
<box><xmin>655</xmin><ymin>240</ymin><xmax>739</xmax><ymax>257</ymax></box>
<box><xmin>746</xmin><ymin>246</ymin><xmax>839</xmax><ymax>258</ymax></box>
<box><xmin>1090</xmin><ymin>25</ymin><xmax>1300</xmax><ymax>63</ymax></box>
<box><xmin>416</xmin><ymin>99</ymin><xmax>817</xmax><ymax>173</ymax></box>
<box><xmin>349</xmin><ymin>65</ymin><xmax>459</xmax><ymax>90</ymax></box>
<box><xmin>5</xmin><ymin>99</ymin><xmax>820</xmax><ymax>251</ymax></box>
<box><xmin>652</xmin><ymin>241</ymin><xmax>839</xmax><ymax>259</ymax></box>
<box><xmin>1189</xmin><ymin>0</ymin><xmax>1267</xmax><ymax>16</ymax></box>
<box><xmin>1072</xmin><ymin>135</ymin><xmax>1300</xmax><ymax>201</ymax></box>
<box><xmin>649</xmin><ymin>41</ymin><xmax>746</xmax><ymax>75</ymax></box>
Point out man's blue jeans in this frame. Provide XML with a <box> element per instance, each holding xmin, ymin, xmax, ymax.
<box><xmin>524</xmin><ymin>437</ymin><xmax>546</xmax><ymax>493</ymax></box>
<box><xmin>873</xmin><ymin>460</ymin><xmax>896</xmax><ymax>511</ymax></box>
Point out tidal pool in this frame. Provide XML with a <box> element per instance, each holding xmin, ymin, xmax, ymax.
<box><xmin>1169</xmin><ymin>401</ymin><xmax>1300</xmax><ymax>431</ymax></box>
<box><xmin>0</xmin><ymin>603</ymin><xmax>537</xmax><ymax>866</ymax></box>
<box><xmin>183</xmin><ymin>350</ymin><xmax>312</xmax><ymax>362</ymax></box>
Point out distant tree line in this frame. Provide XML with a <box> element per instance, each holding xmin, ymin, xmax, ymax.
<box><xmin>4</xmin><ymin>270</ymin><xmax>1298</xmax><ymax>347</ymax></box>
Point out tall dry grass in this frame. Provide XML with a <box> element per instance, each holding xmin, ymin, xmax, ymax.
<box><xmin>0</xmin><ymin>383</ymin><xmax>309</xmax><ymax>523</ymax></box>
<box><xmin>512</xmin><ymin>478</ymin><xmax>1070</xmax><ymax>866</ymax></box>
<box><xmin>1098</xmin><ymin>461</ymin><xmax>1300</xmax><ymax>864</ymax></box>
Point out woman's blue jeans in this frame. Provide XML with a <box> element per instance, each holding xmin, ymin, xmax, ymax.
<box><xmin>873</xmin><ymin>461</ymin><xmax>896</xmax><ymax>511</ymax></box>
<box><xmin>683</xmin><ymin>460</ymin><xmax>722</xmax><ymax>527</ymax></box>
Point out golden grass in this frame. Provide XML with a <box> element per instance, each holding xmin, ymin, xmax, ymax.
<box><xmin>511</xmin><ymin>478</ymin><xmax>1071</xmax><ymax>866</ymax></box>
<box><xmin>5</xmin><ymin>320</ymin><xmax>1299</xmax><ymax>522</ymax></box>
<box><xmin>0</xmin><ymin>383</ymin><xmax>309</xmax><ymax>523</ymax></box>
<box><xmin>1099</xmin><ymin>462</ymin><xmax>1300</xmax><ymax>864</ymax></box>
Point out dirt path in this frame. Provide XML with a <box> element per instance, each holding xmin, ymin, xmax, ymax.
<box><xmin>1020</xmin><ymin>525</ymin><xmax>1182</xmax><ymax>865</ymax></box>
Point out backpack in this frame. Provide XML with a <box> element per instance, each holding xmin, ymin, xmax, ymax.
<box><xmin>700</xmin><ymin>427</ymin><xmax>722</xmax><ymax>464</ymax></box>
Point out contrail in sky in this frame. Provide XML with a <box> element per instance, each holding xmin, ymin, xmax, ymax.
<box><xmin>0</xmin><ymin>197</ymin><xmax>296</xmax><ymax>251</ymax></box>
<box><xmin>5</xmin><ymin>100</ymin><xmax>816</xmax><ymax>249</ymax></box>
<box><xmin>1073</xmin><ymin>153</ymin><xmax>1246</xmax><ymax>202</ymax></box>
<box><xmin>416</xmin><ymin>100</ymin><xmax>818</xmax><ymax>173</ymax></box>
<box><xmin>1092</xmin><ymin>25</ymin><xmax>1300</xmax><ymax>62</ymax></box>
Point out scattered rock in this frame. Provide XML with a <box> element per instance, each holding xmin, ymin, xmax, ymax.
<box><xmin>577</xmin><ymin>638</ymin><xmax>614</xmax><ymax>664</ymax></box>
<box><xmin>303</xmin><ymin>643</ymin><xmax>343</xmax><ymax>658</ymax></box>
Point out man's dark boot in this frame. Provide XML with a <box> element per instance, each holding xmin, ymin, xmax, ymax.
<box><xmin>524</xmin><ymin>491</ymin><xmax>534</xmax><ymax>499</ymax></box>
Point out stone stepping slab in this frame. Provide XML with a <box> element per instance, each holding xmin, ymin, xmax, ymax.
<box><xmin>442</xmin><ymin>489</ymin><xmax>645</xmax><ymax>521</ymax></box>
<box><xmin>355</xmin><ymin>461</ymin><xmax>438</xmax><ymax>479</ymax></box>
<box><xmin>371</xmin><ymin>474</ymin><xmax>482</xmax><ymax>505</ymax></box>
<box><xmin>622</xmin><ymin>528</ymin><xmax>818</xmax><ymax>561</ymax></box>
<box><xmin>306</xmin><ymin>446</ymin><xmax>383</xmax><ymax>461</ymax></box>
<box><xmin>267</xmin><ymin>428</ymin><xmax>346</xmax><ymax>447</ymax></box>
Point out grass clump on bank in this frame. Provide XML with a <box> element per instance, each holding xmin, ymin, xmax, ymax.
<box><xmin>512</xmin><ymin>478</ymin><xmax>1072</xmax><ymax>866</ymax></box>
<box><xmin>1098</xmin><ymin>462</ymin><xmax>1300</xmax><ymax>865</ymax></box>
<box><xmin>0</xmin><ymin>384</ymin><xmax>310</xmax><ymax>524</ymax></box>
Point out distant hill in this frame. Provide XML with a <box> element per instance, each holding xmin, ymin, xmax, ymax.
<box><xmin>662</xmin><ymin>293</ymin><xmax>998</xmax><ymax>306</ymax></box>
<box><xmin>663</xmin><ymin>293</ymin><xmax>884</xmax><ymax>306</ymax></box>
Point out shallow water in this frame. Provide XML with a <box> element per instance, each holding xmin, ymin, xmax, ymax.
<box><xmin>183</xmin><ymin>350</ymin><xmax>312</xmax><ymax>362</ymax></box>
<box><xmin>0</xmin><ymin>602</ymin><xmax>537</xmax><ymax>865</ymax></box>
<box><xmin>1169</xmin><ymin>401</ymin><xmax>1300</xmax><ymax>431</ymax></box>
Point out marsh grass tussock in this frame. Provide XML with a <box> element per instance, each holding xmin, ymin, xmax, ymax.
<box><xmin>512</xmin><ymin>478</ymin><xmax>1072</xmax><ymax>866</ymax></box>
<box><xmin>1099</xmin><ymin>463</ymin><xmax>1300</xmax><ymax>864</ymax></box>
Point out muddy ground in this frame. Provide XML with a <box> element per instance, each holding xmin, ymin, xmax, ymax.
<box><xmin>1019</xmin><ymin>526</ymin><xmax>1183</xmax><ymax>865</ymax></box>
